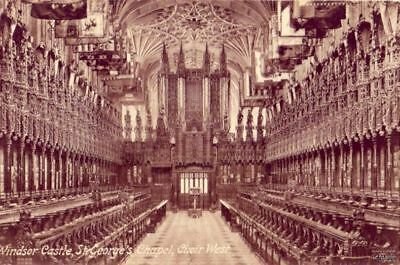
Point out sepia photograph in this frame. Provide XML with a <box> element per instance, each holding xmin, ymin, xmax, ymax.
<box><xmin>0</xmin><ymin>0</ymin><xmax>399</xmax><ymax>264</ymax></box>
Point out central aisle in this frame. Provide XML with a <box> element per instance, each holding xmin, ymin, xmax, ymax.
<box><xmin>123</xmin><ymin>211</ymin><xmax>264</xmax><ymax>265</ymax></box>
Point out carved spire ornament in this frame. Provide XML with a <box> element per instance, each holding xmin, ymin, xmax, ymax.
<box><xmin>177</xmin><ymin>42</ymin><xmax>185</xmax><ymax>76</ymax></box>
<box><xmin>124</xmin><ymin>110</ymin><xmax>132</xmax><ymax>141</ymax></box>
<box><xmin>146</xmin><ymin>108</ymin><xmax>153</xmax><ymax>141</ymax></box>
<box><xmin>257</xmin><ymin>107</ymin><xmax>263</xmax><ymax>142</ymax></box>
<box><xmin>203</xmin><ymin>42</ymin><xmax>210</xmax><ymax>76</ymax></box>
<box><xmin>246</xmin><ymin>108</ymin><xmax>253</xmax><ymax>142</ymax></box>
<box><xmin>135</xmin><ymin>110</ymin><xmax>142</xmax><ymax>142</ymax></box>
<box><xmin>160</xmin><ymin>42</ymin><xmax>169</xmax><ymax>75</ymax></box>
<box><xmin>220</xmin><ymin>43</ymin><xmax>228</xmax><ymax>77</ymax></box>
<box><xmin>156</xmin><ymin>107</ymin><xmax>168</xmax><ymax>138</ymax></box>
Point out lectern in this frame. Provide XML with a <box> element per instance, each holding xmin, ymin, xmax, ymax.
<box><xmin>188</xmin><ymin>187</ymin><xmax>202</xmax><ymax>218</ymax></box>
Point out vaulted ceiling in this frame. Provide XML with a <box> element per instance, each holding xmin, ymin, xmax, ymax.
<box><xmin>112</xmin><ymin>0</ymin><xmax>276</xmax><ymax>131</ymax></box>
<box><xmin>112</xmin><ymin>0</ymin><xmax>275</xmax><ymax>75</ymax></box>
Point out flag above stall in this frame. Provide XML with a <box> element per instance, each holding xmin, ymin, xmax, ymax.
<box><xmin>291</xmin><ymin>0</ymin><xmax>346</xmax><ymax>38</ymax></box>
<box><xmin>29</xmin><ymin>0</ymin><xmax>88</xmax><ymax>20</ymax></box>
<box><xmin>54</xmin><ymin>0</ymin><xmax>110</xmax><ymax>45</ymax></box>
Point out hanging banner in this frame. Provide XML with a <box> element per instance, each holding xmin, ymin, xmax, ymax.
<box><xmin>278</xmin><ymin>58</ymin><xmax>302</xmax><ymax>71</ymax></box>
<box><xmin>30</xmin><ymin>1</ymin><xmax>87</xmax><ymax>20</ymax></box>
<box><xmin>55</xmin><ymin>12</ymin><xmax>105</xmax><ymax>38</ymax></box>
<box><xmin>278</xmin><ymin>44</ymin><xmax>313</xmax><ymax>60</ymax></box>
<box><xmin>63</xmin><ymin>24</ymin><xmax>113</xmax><ymax>46</ymax></box>
<box><xmin>264</xmin><ymin>58</ymin><xmax>279</xmax><ymax>76</ymax></box>
<box><xmin>292</xmin><ymin>1</ymin><xmax>346</xmax><ymax>37</ymax></box>
<box><xmin>78</xmin><ymin>50</ymin><xmax>127</xmax><ymax>72</ymax></box>
<box><xmin>64</xmin><ymin>35</ymin><xmax>110</xmax><ymax>45</ymax></box>
<box><xmin>55</xmin><ymin>0</ymin><xmax>109</xmax><ymax>45</ymax></box>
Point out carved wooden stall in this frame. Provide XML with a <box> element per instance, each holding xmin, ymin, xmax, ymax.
<box><xmin>218</xmin><ymin>2</ymin><xmax>400</xmax><ymax>265</ymax></box>
<box><xmin>0</xmin><ymin>2</ymin><xmax>169</xmax><ymax>265</ymax></box>
<box><xmin>0</xmin><ymin>4</ymin><xmax>125</xmax><ymax>207</ymax></box>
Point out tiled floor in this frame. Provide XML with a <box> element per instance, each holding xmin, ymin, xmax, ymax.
<box><xmin>123</xmin><ymin>211</ymin><xmax>264</xmax><ymax>265</ymax></box>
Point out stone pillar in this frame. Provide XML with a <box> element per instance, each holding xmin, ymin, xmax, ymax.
<box><xmin>243</xmin><ymin>68</ymin><xmax>251</xmax><ymax>97</ymax></box>
<box><xmin>306</xmin><ymin>153</ymin><xmax>310</xmax><ymax>186</ymax></box>
<box><xmin>203</xmin><ymin>75</ymin><xmax>210</xmax><ymax>124</ymax></box>
<box><xmin>177</xmin><ymin>124</ymin><xmax>183</xmax><ymax>164</ymax></box>
<box><xmin>64</xmin><ymin>150</ymin><xmax>69</xmax><ymax>189</ymax></box>
<box><xmin>339</xmin><ymin>143</ymin><xmax>344</xmax><ymax>190</ymax></box>
<box><xmin>331</xmin><ymin>146</ymin><xmax>336</xmax><ymax>192</ymax></box>
<box><xmin>79</xmin><ymin>155</ymin><xmax>84</xmax><ymax>188</ymax></box>
<box><xmin>58</xmin><ymin>150</ymin><xmax>62</xmax><ymax>190</ymax></box>
<box><xmin>386</xmin><ymin>132</ymin><xmax>396</xmax><ymax>208</ymax></box>
<box><xmin>324</xmin><ymin>148</ymin><xmax>328</xmax><ymax>188</ymax></box>
<box><xmin>30</xmin><ymin>143</ymin><xmax>37</xmax><ymax>192</ymax></box>
<box><xmin>41</xmin><ymin>146</ymin><xmax>46</xmax><ymax>191</ymax></box>
<box><xmin>4</xmin><ymin>134</ymin><xmax>12</xmax><ymax>196</ymax></box>
<box><xmin>18</xmin><ymin>140</ymin><xmax>25</xmax><ymax>193</ymax></box>
<box><xmin>11</xmin><ymin>140</ymin><xmax>17</xmax><ymax>195</ymax></box>
<box><xmin>359</xmin><ymin>138</ymin><xmax>369</xmax><ymax>206</ymax></box>
<box><xmin>71</xmin><ymin>153</ymin><xmax>76</xmax><ymax>188</ymax></box>
<box><xmin>48</xmin><ymin>148</ymin><xmax>54</xmax><ymax>191</ymax></box>
<box><xmin>348</xmin><ymin>142</ymin><xmax>353</xmax><ymax>190</ymax></box>
<box><xmin>177</xmin><ymin>77</ymin><xmax>185</xmax><ymax>126</ymax></box>
<box><xmin>316</xmin><ymin>150</ymin><xmax>321</xmax><ymax>188</ymax></box>
<box><xmin>205</xmin><ymin>124</ymin><xmax>211</xmax><ymax>164</ymax></box>
<box><xmin>360</xmin><ymin>138</ymin><xmax>365</xmax><ymax>192</ymax></box>
<box><xmin>371</xmin><ymin>137</ymin><xmax>380</xmax><ymax>208</ymax></box>
<box><xmin>372</xmin><ymin>138</ymin><xmax>378</xmax><ymax>192</ymax></box>
<box><xmin>76</xmin><ymin>153</ymin><xmax>80</xmax><ymax>188</ymax></box>
<box><xmin>220</xmin><ymin>76</ymin><xmax>229</xmax><ymax>127</ymax></box>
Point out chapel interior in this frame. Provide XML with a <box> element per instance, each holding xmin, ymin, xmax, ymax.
<box><xmin>0</xmin><ymin>0</ymin><xmax>399</xmax><ymax>265</ymax></box>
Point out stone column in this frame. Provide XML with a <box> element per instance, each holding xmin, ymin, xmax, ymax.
<box><xmin>348</xmin><ymin>143</ymin><xmax>353</xmax><ymax>190</ymax></box>
<box><xmin>64</xmin><ymin>150</ymin><xmax>69</xmax><ymax>189</ymax></box>
<box><xmin>30</xmin><ymin>143</ymin><xmax>37</xmax><ymax>192</ymax></box>
<box><xmin>203</xmin><ymin>75</ymin><xmax>210</xmax><ymax>124</ymax></box>
<box><xmin>324</xmin><ymin>148</ymin><xmax>328</xmax><ymax>188</ymax></box>
<box><xmin>243</xmin><ymin>68</ymin><xmax>251</xmax><ymax>97</ymax></box>
<box><xmin>48</xmin><ymin>148</ymin><xmax>54</xmax><ymax>191</ymax></box>
<box><xmin>360</xmin><ymin>138</ymin><xmax>368</xmax><ymax>206</ymax></box>
<box><xmin>79</xmin><ymin>155</ymin><xmax>84</xmax><ymax>188</ymax></box>
<box><xmin>41</xmin><ymin>146</ymin><xmax>46</xmax><ymax>191</ymax></box>
<box><xmin>74</xmin><ymin>153</ymin><xmax>79</xmax><ymax>188</ymax></box>
<box><xmin>372</xmin><ymin>138</ymin><xmax>378</xmax><ymax>192</ymax></box>
<box><xmin>371</xmin><ymin>136</ymin><xmax>381</xmax><ymax>208</ymax></box>
<box><xmin>339</xmin><ymin>143</ymin><xmax>344</xmax><ymax>190</ymax></box>
<box><xmin>360</xmin><ymin>138</ymin><xmax>365</xmax><ymax>192</ymax></box>
<box><xmin>177</xmin><ymin>76</ymin><xmax>185</xmax><ymax>125</ymax></box>
<box><xmin>18</xmin><ymin>140</ymin><xmax>25</xmax><ymax>194</ymax></box>
<box><xmin>386</xmin><ymin>132</ymin><xmax>397</xmax><ymax>208</ymax></box>
<box><xmin>331</xmin><ymin>146</ymin><xmax>336</xmax><ymax>193</ymax></box>
<box><xmin>58</xmin><ymin>150</ymin><xmax>62</xmax><ymax>190</ymax></box>
<box><xmin>307</xmin><ymin>153</ymin><xmax>311</xmax><ymax>186</ymax></box>
<box><xmin>4</xmin><ymin>134</ymin><xmax>12</xmax><ymax>196</ymax></box>
<box><xmin>220</xmin><ymin>76</ymin><xmax>229</xmax><ymax>127</ymax></box>
<box><xmin>317</xmin><ymin>150</ymin><xmax>322</xmax><ymax>188</ymax></box>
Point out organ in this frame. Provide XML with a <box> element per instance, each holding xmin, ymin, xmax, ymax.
<box><xmin>159</xmin><ymin>43</ymin><xmax>229</xmax><ymax>163</ymax></box>
<box><xmin>124</xmin><ymin>43</ymin><xmax>231</xmax><ymax>208</ymax></box>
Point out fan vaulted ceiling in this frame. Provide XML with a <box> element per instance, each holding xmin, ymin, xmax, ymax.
<box><xmin>113</xmin><ymin>0</ymin><xmax>275</xmax><ymax>130</ymax></box>
<box><xmin>114</xmin><ymin>0</ymin><xmax>274</xmax><ymax>73</ymax></box>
